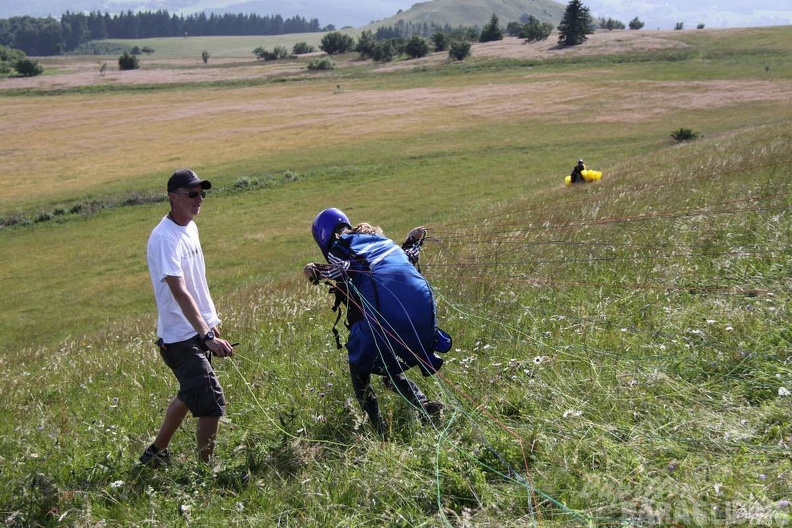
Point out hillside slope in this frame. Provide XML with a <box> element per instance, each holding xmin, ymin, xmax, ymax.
<box><xmin>0</xmin><ymin>23</ymin><xmax>790</xmax><ymax>528</ymax></box>
<box><xmin>365</xmin><ymin>0</ymin><xmax>565</xmax><ymax>29</ymax></box>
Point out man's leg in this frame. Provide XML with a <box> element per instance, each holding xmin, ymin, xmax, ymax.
<box><xmin>153</xmin><ymin>397</ymin><xmax>189</xmax><ymax>450</ymax></box>
<box><xmin>384</xmin><ymin>373</ymin><xmax>443</xmax><ymax>420</ymax></box>
<box><xmin>383</xmin><ymin>372</ymin><xmax>428</xmax><ymax>407</ymax></box>
<box><xmin>140</xmin><ymin>397</ymin><xmax>187</xmax><ymax>466</ymax></box>
<box><xmin>196</xmin><ymin>416</ymin><xmax>220</xmax><ymax>463</ymax></box>
<box><xmin>349</xmin><ymin>364</ymin><xmax>386</xmax><ymax>435</ymax></box>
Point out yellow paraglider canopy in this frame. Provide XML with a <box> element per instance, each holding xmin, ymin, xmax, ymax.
<box><xmin>565</xmin><ymin>169</ymin><xmax>603</xmax><ymax>186</ymax></box>
<box><xmin>581</xmin><ymin>169</ymin><xmax>602</xmax><ymax>182</ymax></box>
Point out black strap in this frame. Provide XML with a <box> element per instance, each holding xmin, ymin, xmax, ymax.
<box><xmin>329</xmin><ymin>285</ymin><xmax>347</xmax><ymax>350</ymax></box>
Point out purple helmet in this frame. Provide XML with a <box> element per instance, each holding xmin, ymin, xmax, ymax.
<box><xmin>312</xmin><ymin>208</ymin><xmax>351</xmax><ymax>258</ymax></box>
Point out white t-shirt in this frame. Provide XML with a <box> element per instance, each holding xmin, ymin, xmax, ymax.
<box><xmin>147</xmin><ymin>216</ymin><xmax>220</xmax><ymax>343</ymax></box>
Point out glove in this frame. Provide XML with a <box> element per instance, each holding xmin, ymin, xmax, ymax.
<box><xmin>303</xmin><ymin>263</ymin><xmax>321</xmax><ymax>285</ymax></box>
<box><xmin>406</xmin><ymin>226</ymin><xmax>426</xmax><ymax>244</ymax></box>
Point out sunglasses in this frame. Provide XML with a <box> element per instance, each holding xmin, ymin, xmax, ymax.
<box><xmin>175</xmin><ymin>190</ymin><xmax>206</xmax><ymax>199</ymax></box>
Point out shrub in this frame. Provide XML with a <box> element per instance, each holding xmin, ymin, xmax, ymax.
<box><xmin>521</xmin><ymin>17</ymin><xmax>554</xmax><ymax>42</ymax></box>
<box><xmin>356</xmin><ymin>30</ymin><xmax>377</xmax><ymax>59</ymax></box>
<box><xmin>598</xmin><ymin>17</ymin><xmax>625</xmax><ymax>30</ymax></box>
<box><xmin>202</xmin><ymin>51</ymin><xmax>210</xmax><ymax>64</ymax></box>
<box><xmin>141</xmin><ymin>46</ymin><xmax>155</xmax><ymax>55</ymax></box>
<box><xmin>448</xmin><ymin>40</ymin><xmax>471</xmax><ymax>61</ymax></box>
<box><xmin>1</xmin><ymin>44</ymin><xmax>26</xmax><ymax>73</ymax></box>
<box><xmin>15</xmin><ymin>58</ymin><xmax>43</xmax><ymax>77</ymax></box>
<box><xmin>405</xmin><ymin>36</ymin><xmax>430</xmax><ymax>59</ymax></box>
<box><xmin>320</xmin><ymin>31</ymin><xmax>356</xmax><ymax>54</ymax></box>
<box><xmin>292</xmin><ymin>42</ymin><xmax>315</xmax><ymax>55</ymax></box>
<box><xmin>253</xmin><ymin>46</ymin><xmax>290</xmax><ymax>61</ymax></box>
<box><xmin>629</xmin><ymin>17</ymin><xmax>645</xmax><ymax>30</ymax></box>
<box><xmin>675</xmin><ymin>22</ymin><xmax>684</xmax><ymax>30</ymax></box>
<box><xmin>432</xmin><ymin>32</ymin><xmax>449</xmax><ymax>52</ymax></box>
<box><xmin>506</xmin><ymin>21</ymin><xmax>524</xmax><ymax>37</ymax></box>
<box><xmin>670</xmin><ymin>128</ymin><xmax>699</xmax><ymax>141</ymax></box>
<box><xmin>272</xmin><ymin>46</ymin><xmax>290</xmax><ymax>59</ymax></box>
<box><xmin>130</xmin><ymin>45</ymin><xmax>142</xmax><ymax>55</ymax></box>
<box><xmin>307</xmin><ymin>57</ymin><xmax>334</xmax><ymax>70</ymax></box>
<box><xmin>118</xmin><ymin>51</ymin><xmax>139</xmax><ymax>70</ymax></box>
<box><xmin>372</xmin><ymin>40</ymin><xmax>397</xmax><ymax>62</ymax></box>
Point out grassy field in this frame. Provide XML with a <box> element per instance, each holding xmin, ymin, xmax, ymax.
<box><xmin>0</xmin><ymin>27</ymin><xmax>790</xmax><ymax>526</ymax></box>
<box><xmin>103</xmin><ymin>32</ymin><xmax>335</xmax><ymax>59</ymax></box>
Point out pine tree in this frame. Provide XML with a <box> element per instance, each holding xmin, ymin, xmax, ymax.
<box><xmin>479</xmin><ymin>13</ymin><xmax>504</xmax><ymax>43</ymax></box>
<box><xmin>557</xmin><ymin>0</ymin><xmax>593</xmax><ymax>46</ymax></box>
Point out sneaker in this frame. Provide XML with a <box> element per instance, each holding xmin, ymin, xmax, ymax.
<box><xmin>139</xmin><ymin>444</ymin><xmax>172</xmax><ymax>468</ymax></box>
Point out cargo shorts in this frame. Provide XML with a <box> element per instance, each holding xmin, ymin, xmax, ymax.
<box><xmin>157</xmin><ymin>336</ymin><xmax>226</xmax><ymax>418</ymax></box>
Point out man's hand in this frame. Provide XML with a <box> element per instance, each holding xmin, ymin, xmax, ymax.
<box><xmin>304</xmin><ymin>263</ymin><xmax>321</xmax><ymax>284</ymax></box>
<box><xmin>406</xmin><ymin>226</ymin><xmax>427</xmax><ymax>244</ymax></box>
<box><xmin>205</xmin><ymin>335</ymin><xmax>234</xmax><ymax>358</ymax></box>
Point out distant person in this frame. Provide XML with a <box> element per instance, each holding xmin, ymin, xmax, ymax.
<box><xmin>570</xmin><ymin>159</ymin><xmax>586</xmax><ymax>184</ymax></box>
<box><xmin>140</xmin><ymin>168</ymin><xmax>235</xmax><ymax>467</ymax></box>
<box><xmin>303</xmin><ymin>208</ymin><xmax>450</xmax><ymax>436</ymax></box>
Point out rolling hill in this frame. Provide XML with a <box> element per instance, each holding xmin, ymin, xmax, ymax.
<box><xmin>363</xmin><ymin>0</ymin><xmax>565</xmax><ymax>28</ymax></box>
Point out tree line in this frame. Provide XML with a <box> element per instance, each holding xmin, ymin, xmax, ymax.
<box><xmin>0</xmin><ymin>10</ymin><xmax>324</xmax><ymax>56</ymax></box>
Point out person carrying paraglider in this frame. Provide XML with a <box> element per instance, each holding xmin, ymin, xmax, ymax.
<box><xmin>570</xmin><ymin>159</ymin><xmax>586</xmax><ymax>184</ymax></box>
<box><xmin>303</xmin><ymin>208</ymin><xmax>450</xmax><ymax>437</ymax></box>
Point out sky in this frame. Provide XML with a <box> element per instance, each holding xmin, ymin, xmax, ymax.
<box><xmin>1</xmin><ymin>0</ymin><xmax>791</xmax><ymax>29</ymax></box>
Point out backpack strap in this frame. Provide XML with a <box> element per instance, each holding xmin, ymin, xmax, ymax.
<box><xmin>328</xmin><ymin>284</ymin><xmax>347</xmax><ymax>350</ymax></box>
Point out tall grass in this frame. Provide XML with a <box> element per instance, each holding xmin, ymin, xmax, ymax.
<box><xmin>0</xmin><ymin>27</ymin><xmax>790</xmax><ymax>527</ymax></box>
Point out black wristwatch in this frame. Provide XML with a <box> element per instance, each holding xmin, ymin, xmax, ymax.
<box><xmin>202</xmin><ymin>330</ymin><xmax>215</xmax><ymax>342</ymax></box>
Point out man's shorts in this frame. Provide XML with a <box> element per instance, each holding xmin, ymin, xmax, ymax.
<box><xmin>158</xmin><ymin>336</ymin><xmax>226</xmax><ymax>418</ymax></box>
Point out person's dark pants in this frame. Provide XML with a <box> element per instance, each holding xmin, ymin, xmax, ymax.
<box><xmin>349</xmin><ymin>363</ymin><xmax>428</xmax><ymax>435</ymax></box>
<box><xmin>158</xmin><ymin>336</ymin><xmax>226</xmax><ymax>417</ymax></box>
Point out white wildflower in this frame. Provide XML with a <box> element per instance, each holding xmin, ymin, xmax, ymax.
<box><xmin>778</xmin><ymin>387</ymin><xmax>791</xmax><ymax>397</ymax></box>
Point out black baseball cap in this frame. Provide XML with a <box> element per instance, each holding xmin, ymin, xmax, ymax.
<box><xmin>167</xmin><ymin>169</ymin><xmax>212</xmax><ymax>193</ymax></box>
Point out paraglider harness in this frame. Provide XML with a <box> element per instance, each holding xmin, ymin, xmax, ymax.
<box><xmin>570</xmin><ymin>163</ymin><xmax>586</xmax><ymax>184</ymax></box>
<box><xmin>306</xmin><ymin>269</ymin><xmax>351</xmax><ymax>350</ymax></box>
<box><xmin>328</xmin><ymin>281</ymin><xmax>355</xmax><ymax>350</ymax></box>
<box><xmin>314</xmin><ymin>236</ymin><xmax>452</xmax><ymax>375</ymax></box>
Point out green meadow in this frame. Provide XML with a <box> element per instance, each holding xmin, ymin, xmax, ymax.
<box><xmin>0</xmin><ymin>27</ymin><xmax>790</xmax><ymax>526</ymax></box>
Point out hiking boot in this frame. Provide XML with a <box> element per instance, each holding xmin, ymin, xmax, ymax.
<box><xmin>139</xmin><ymin>444</ymin><xmax>172</xmax><ymax>468</ymax></box>
<box><xmin>421</xmin><ymin>401</ymin><xmax>444</xmax><ymax>423</ymax></box>
<box><xmin>423</xmin><ymin>401</ymin><xmax>444</xmax><ymax>416</ymax></box>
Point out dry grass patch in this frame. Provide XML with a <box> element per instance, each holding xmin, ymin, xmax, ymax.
<box><xmin>377</xmin><ymin>30</ymin><xmax>690</xmax><ymax>72</ymax></box>
<box><xmin>0</xmin><ymin>56</ymin><xmax>312</xmax><ymax>91</ymax></box>
<box><xmin>3</xmin><ymin>71</ymin><xmax>791</xmax><ymax>213</ymax></box>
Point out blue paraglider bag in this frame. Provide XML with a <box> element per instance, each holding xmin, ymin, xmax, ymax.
<box><xmin>434</xmin><ymin>328</ymin><xmax>452</xmax><ymax>353</ymax></box>
<box><xmin>332</xmin><ymin>232</ymin><xmax>440</xmax><ymax>374</ymax></box>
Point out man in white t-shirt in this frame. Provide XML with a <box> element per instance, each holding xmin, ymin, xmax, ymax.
<box><xmin>140</xmin><ymin>168</ymin><xmax>235</xmax><ymax>467</ymax></box>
